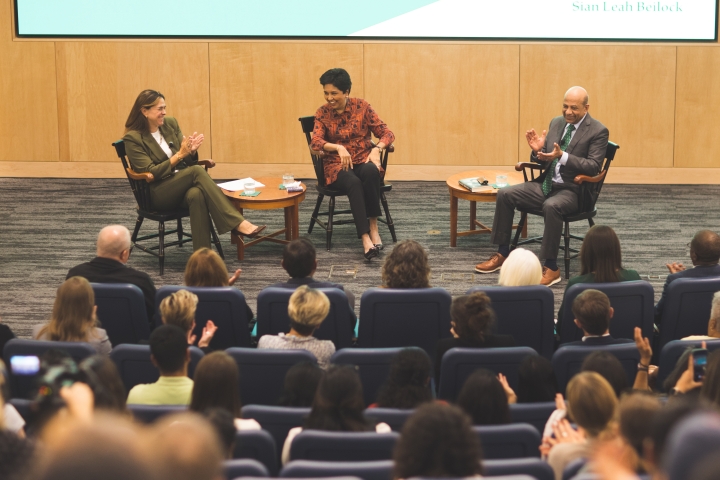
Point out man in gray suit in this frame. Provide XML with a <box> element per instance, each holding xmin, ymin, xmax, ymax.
<box><xmin>475</xmin><ymin>86</ymin><xmax>609</xmax><ymax>286</ymax></box>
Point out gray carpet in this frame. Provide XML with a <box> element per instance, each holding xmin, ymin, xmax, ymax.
<box><xmin>1</xmin><ymin>178</ymin><xmax>719</xmax><ymax>339</ymax></box>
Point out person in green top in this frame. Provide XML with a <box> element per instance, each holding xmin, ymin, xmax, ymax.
<box><xmin>558</xmin><ymin>225</ymin><xmax>641</xmax><ymax>328</ymax></box>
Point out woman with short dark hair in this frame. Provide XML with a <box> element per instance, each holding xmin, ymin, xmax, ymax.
<box><xmin>456</xmin><ymin>369</ymin><xmax>514</xmax><ymax>425</ymax></box>
<box><xmin>374</xmin><ymin>348</ymin><xmax>433</xmax><ymax>409</ymax></box>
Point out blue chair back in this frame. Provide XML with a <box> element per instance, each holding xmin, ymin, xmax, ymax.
<box><xmin>227</xmin><ymin>348</ymin><xmax>318</xmax><ymax>406</ymax></box>
<box><xmin>364</xmin><ymin>408</ymin><xmax>414</xmax><ymax>432</ymax></box>
<box><xmin>257</xmin><ymin>287</ymin><xmax>354</xmax><ymax>349</ymax></box>
<box><xmin>437</xmin><ymin>347</ymin><xmax>538</xmax><ymax>402</ymax></box>
<box><xmin>280</xmin><ymin>460</ymin><xmax>393</xmax><ymax>480</ymax></box>
<box><xmin>224</xmin><ymin>459</ymin><xmax>269</xmax><ymax>479</ymax></box>
<box><xmin>558</xmin><ymin>281</ymin><xmax>655</xmax><ymax>344</ymax></box>
<box><xmin>289</xmin><ymin>430</ymin><xmax>400</xmax><ymax>462</ymax></box>
<box><xmin>483</xmin><ymin>458</ymin><xmax>554</xmax><ymax>480</ymax></box>
<box><xmin>552</xmin><ymin>344</ymin><xmax>640</xmax><ymax>394</ymax></box>
<box><xmin>657</xmin><ymin>339</ymin><xmax>720</xmax><ymax>389</ymax></box>
<box><xmin>331</xmin><ymin>347</ymin><xmax>427</xmax><ymax>406</ymax></box>
<box><xmin>127</xmin><ymin>404</ymin><xmax>187</xmax><ymax>423</ymax></box>
<box><xmin>3</xmin><ymin>339</ymin><xmax>96</xmax><ymax>399</ymax></box>
<box><xmin>658</xmin><ymin>277</ymin><xmax>720</xmax><ymax>350</ymax></box>
<box><xmin>509</xmin><ymin>402</ymin><xmax>556</xmax><ymax>435</ymax></box>
<box><xmin>110</xmin><ymin>344</ymin><xmax>204</xmax><ymax>393</ymax></box>
<box><xmin>156</xmin><ymin>286</ymin><xmax>252</xmax><ymax>349</ymax></box>
<box><xmin>358</xmin><ymin>288</ymin><xmax>452</xmax><ymax>357</ymax></box>
<box><xmin>473</xmin><ymin>423</ymin><xmax>541</xmax><ymax>459</ymax></box>
<box><xmin>233</xmin><ymin>429</ymin><xmax>279</xmax><ymax>475</ymax></box>
<box><xmin>241</xmin><ymin>405</ymin><xmax>310</xmax><ymax>460</ymax></box>
<box><xmin>467</xmin><ymin>286</ymin><xmax>555</xmax><ymax>359</ymax></box>
<box><xmin>91</xmin><ymin>283</ymin><xmax>151</xmax><ymax>345</ymax></box>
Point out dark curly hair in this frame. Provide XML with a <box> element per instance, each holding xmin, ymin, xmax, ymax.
<box><xmin>375</xmin><ymin>348</ymin><xmax>433</xmax><ymax>409</ymax></box>
<box><xmin>451</xmin><ymin>292</ymin><xmax>496</xmax><ymax>343</ymax></box>
<box><xmin>457</xmin><ymin>369</ymin><xmax>511</xmax><ymax>425</ymax></box>
<box><xmin>381</xmin><ymin>240</ymin><xmax>431</xmax><ymax>288</ymax></box>
<box><xmin>304</xmin><ymin>365</ymin><xmax>373</xmax><ymax>432</ymax></box>
<box><xmin>393</xmin><ymin>403</ymin><xmax>483</xmax><ymax>479</ymax></box>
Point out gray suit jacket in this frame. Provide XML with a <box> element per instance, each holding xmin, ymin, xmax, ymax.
<box><xmin>531</xmin><ymin>113</ymin><xmax>609</xmax><ymax>193</ymax></box>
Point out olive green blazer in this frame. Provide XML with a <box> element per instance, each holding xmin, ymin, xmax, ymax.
<box><xmin>123</xmin><ymin>116</ymin><xmax>198</xmax><ymax>180</ymax></box>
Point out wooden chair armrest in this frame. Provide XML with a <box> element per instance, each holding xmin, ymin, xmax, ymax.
<box><xmin>126</xmin><ymin>168</ymin><xmax>154</xmax><ymax>183</ymax></box>
<box><xmin>515</xmin><ymin>162</ymin><xmax>543</xmax><ymax>172</ymax></box>
<box><xmin>386</xmin><ymin>144</ymin><xmax>395</xmax><ymax>153</ymax></box>
<box><xmin>309</xmin><ymin>147</ymin><xmax>325</xmax><ymax>157</ymax></box>
<box><xmin>198</xmin><ymin>159</ymin><xmax>215</xmax><ymax>171</ymax></box>
<box><xmin>574</xmin><ymin>170</ymin><xmax>607</xmax><ymax>185</ymax></box>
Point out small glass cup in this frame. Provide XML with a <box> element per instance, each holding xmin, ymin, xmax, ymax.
<box><xmin>282</xmin><ymin>173</ymin><xmax>294</xmax><ymax>186</ymax></box>
<box><xmin>496</xmin><ymin>175</ymin><xmax>508</xmax><ymax>188</ymax></box>
<box><xmin>243</xmin><ymin>182</ymin><xmax>255</xmax><ymax>195</ymax></box>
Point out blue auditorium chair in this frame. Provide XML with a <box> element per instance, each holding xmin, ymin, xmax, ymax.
<box><xmin>483</xmin><ymin>458</ymin><xmax>554</xmax><ymax>480</ymax></box>
<box><xmin>552</xmin><ymin>343</ymin><xmax>639</xmax><ymax>394</ymax></box>
<box><xmin>358</xmin><ymin>287</ymin><xmax>452</xmax><ymax>357</ymax></box>
<box><xmin>466</xmin><ymin>285</ymin><xmax>555</xmax><ymax>358</ymax></box>
<box><xmin>127</xmin><ymin>404</ymin><xmax>187</xmax><ymax>423</ymax></box>
<box><xmin>109</xmin><ymin>343</ymin><xmax>204</xmax><ymax>392</ymax></box>
<box><xmin>280</xmin><ymin>459</ymin><xmax>393</xmax><ymax>480</ymax></box>
<box><xmin>155</xmin><ymin>286</ymin><xmax>252</xmax><ymax>350</ymax></box>
<box><xmin>509</xmin><ymin>402</ymin><xmax>556</xmax><ymax>434</ymax></box>
<box><xmin>91</xmin><ymin>283</ymin><xmax>151</xmax><ymax>346</ymax></box>
<box><xmin>657</xmin><ymin>339</ymin><xmax>720</xmax><ymax>389</ymax></box>
<box><xmin>437</xmin><ymin>347</ymin><xmax>538</xmax><ymax>402</ymax></box>
<box><xmin>364</xmin><ymin>408</ymin><xmax>415</xmax><ymax>432</ymax></box>
<box><xmin>224</xmin><ymin>458</ymin><xmax>270</xmax><ymax>479</ymax></box>
<box><xmin>226</xmin><ymin>348</ymin><xmax>317</xmax><ymax>406</ymax></box>
<box><xmin>558</xmin><ymin>281</ymin><xmax>654</xmax><ymax>344</ymax></box>
<box><xmin>331</xmin><ymin>347</ymin><xmax>427</xmax><ymax>406</ymax></box>
<box><xmin>256</xmin><ymin>287</ymin><xmax>354</xmax><ymax>349</ymax></box>
<box><xmin>289</xmin><ymin>430</ymin><xmax>400</xmax><ymax>462</ymax></box>
<box><xmin>657</xmin><ymin>277</ymin><xmax>720</xmax><ymax>351</ymax></box>
<box><xmin>3</xmin><ymin>339</ymin><xmax>96</xmax><ymax>399</ymax></box>
<box><xmin>240</xmin><ymin>405</ymin><xmax>310</xmax><ymax>458</ymax></box>
<box><xmin>233</xmin><ymin>429</ymin><xmax>279</xmax><ymax>475</ymax></box>
<box><xmin>473</xmin><ymin>423</ymin><xmax>541</xmax><ymax>459</ymax></box>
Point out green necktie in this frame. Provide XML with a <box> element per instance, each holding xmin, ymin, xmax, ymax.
<box><xmin>541</xmin><ymin>124</ymin><xmax>575</xmax><ymax>196</ymax></box>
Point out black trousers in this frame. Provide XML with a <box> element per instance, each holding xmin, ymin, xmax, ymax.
<box><xmin>329</xmin><ymin>162</ymin><xmax>382</xmax><ymax>238</ymax></box>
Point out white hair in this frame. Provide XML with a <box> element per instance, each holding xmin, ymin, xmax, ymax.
<box><xmin>498</xmin><ymin>248</ymin><xmax>543</xmax><ymax>287</ymax></box>
<box><xmin>97</xmin><ymin>225</ymin><xmax>132</xmax><ymax>259</ymax></box>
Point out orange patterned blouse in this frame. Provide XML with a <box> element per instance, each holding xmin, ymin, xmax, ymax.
<box><xmin>310</xmin><ymin>98</ymin><xmax>395</xmax><ymax>186</ymax></box>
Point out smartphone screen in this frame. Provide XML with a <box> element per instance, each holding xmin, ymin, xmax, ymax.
<box><xmin>10</xmin><ymin>355</ymin><xmax>40</xmax><ymax>376</ymax></box>
<box><xmin>693</xmin><ymin>348</ymin><xmax>708</xmax><ymax>382</ymax></box>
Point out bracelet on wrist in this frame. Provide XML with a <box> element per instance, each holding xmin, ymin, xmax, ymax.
<box><xmin>637</xmin><ymin>363</ymin><xmax>649</xmax><ymax>372</ymax></box>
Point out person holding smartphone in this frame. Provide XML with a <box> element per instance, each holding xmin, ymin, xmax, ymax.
<box><xmin>670</xmin><ymin>343</ymin><xmax>708</xmax><ymax>396</ymax></box>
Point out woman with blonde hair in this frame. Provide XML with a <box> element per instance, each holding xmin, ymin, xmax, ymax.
<box><xmin>381</xmin><ymin>240</ymin><xmax>431</xmax><ymax>289</ymax></box>
<box><xmin>498</xmin><ymin>248</ymin><xmax>542</xmax><ymax>286</ymax></box>
<box><xmin>258</xmin><ymin>285</ymin><xmax>335</xmax><ymax>369</ymax></box>
<box><xmin>34</xmin><ymin>277</ymin><xmax>112</xmax><ymax>355</ymax></box>
<box><xmin>159</xmin><ymin>289</ymin><xmax>217</xmax><ymax>349</ymax></box>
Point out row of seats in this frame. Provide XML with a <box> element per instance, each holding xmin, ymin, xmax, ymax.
<box><xmin>93</xmin><ymin>276</ymin><xmax>720</xmax><ymax>360</ymax></box>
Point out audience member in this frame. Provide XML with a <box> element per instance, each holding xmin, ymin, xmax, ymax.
<box><xmin>656</xmin><ymin>229</ymin><xmax>720</xmax><ymax>322</ymax></box>
<box><xmin>126</xmin><ymin>325</ymin><xmax>193</xmax><ymax>405</ymax></box>
<box><xmin>434</xmin><ymin>292</ymin><xmax>515</xmax><ymax>381</ymax></box>
<box><xmin>662</xmin><ymin>348</ymin><xmax>701</xmax><ymax>396</ymax></box>
<box><xmin>700</xmin><ymin>350</ymin><xmax>720</xmax><ymax>408</ymax></box>
<box><xmin>258</xmin><ymin>285</ymin><xmax>335</xmax><ymax>369</ymax></box>
<box><xmin>0</xmin><ymin>360</ymin><xmax>35</xmax><ymax>480</ymax></box>
<box><xmin>79</xmin><ymin>355</ymin><xmax>127</xmax><ymax>413</ymax></box>
<box><xmin>642</xmin><ymin>396</ymin><xmax>700</xmax><ymax>478</ymax></box>
<box><xmin>373</xmin><ymin>348</ymin><xmax>433</xmax><ymax>409</ymax></box>
<box><xmin>497</xmin><ymin>247</ymin><xmax>542</xmax><ymax>286</ymax></box>
<box><xmin>662</xmin><ymin>411</ymin><xmax>720</xmax><ymax>480</ymax></box>
<box><xmin>616</xmin><ymin>392</ymin><xmax>661</xmax><ymax>470</ymax></box>
<box><xmin>668</xmin><ymin>345</ymin><xmax>710</xmax><ymax>398</ymax></box>
<box><xmin>189</xmin><ymin>351</ymin><xmax>260</xmax><ymax>431</ymax></box>
<box><xmin>517</xmin><ymin>355</ymin><xmax>558</xmax><ymax>403</ymax></box>
<box><xmin>159</xmin><ymin>289</ymin><xmax>217</xmax><ymax>350</ymax></box>
<box><xmin>561</xmin><ymin>289</ymin><xmax>634</xmax><ymax>346</ymax></box>
<box><xmin>201</xmin><ymin>408</ymin><xmax>237</xmax><ymax>459</ymax></box>
<box><xmin>0</xmin><ymin>316</ymin><xmax>16</xmax><ymax>360</ymax></box>
<box><xmin>393</xmin><ymin>403</ymin><xmax>483</xmax><ymax>479</ymax></box>
<box><xmin>34</xmin><ymin>276</ymin><xmax>112</xmax><ymax>355</ymax></box>
<box><xmin>632</xmin><ymin>327</ymin><xmax>656</xmax><ymax>391</ymax></box>
<box><xmin>278</xmin><ymin>362</ymin><xmax>324</xmax><ymax>407</ymax></box>
<box><xmin>67</xmin><ymin>225</ymin><xmax>157</xmax><ymax>325</ymax></box>
<box><xmin>683</xmin><ymin>291</ymin><xmax>720</xmax><ymax>340</ymax></box>
<box><xmin>382</xmin><ymin>240</ymin><xmax>431</xmax><ymax>288</ymax></box>
<box><xmin>457</xmin><ymin>369</ymin><xmax>514</xmax><ymax>425</ymax></box>
<box><xmin>580</xmin><ymin>350</ymin><xmax>629</xmax><ymax>397</ymax></box>
<box><xmin>281</xmin><ymin>365</ymin><xmax>391</xmax><ymax>464</ymax></box>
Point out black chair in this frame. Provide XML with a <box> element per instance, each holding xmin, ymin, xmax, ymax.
<box><xmin>257</xmin><ymin>287</ymin><xmax>354</xmax><ymax>349</ymax></box>
<box><xmin>240</xmin><ymin>405</ymin><xmax>311</xmax><ymax>461</ymax></box>
<box><xmin>127</xmin><ymin>404</ymin><xmax>187</xmax><ymax>423</ymax></box>
<box><xmin>508</xmin><ymin>402</ymin><xmax>556</xmax><ymax>435</ymax></box>
<box><xmin>298</xmin><ymin>116</ymin><xmax>397</xmax><ymax>251</ymax></box>
<box><xmin>466</xmin><ymin>285</ymin><xmax>555</xmax><ymax>359</ymax></box>
<box><xmin>109</xmin><ymin>344</ymin><xmax>204</xmax><ymax>393</ymax></box>
<box><xmin>224</xmin><ymin>459</ymin><xmax>270</xmax><ymax>479</ymax></box>
<box><xmin>483</xmin><ymin>458</ymin><xmax>554</xmax><ymax>480</ymax></box>
<box><xmin>289</xmin><ymin>430</ymin><xmax>400</xmax><ymax>462</ymax></box>
<box><xmin>552</xmin><ymin>343</ymin><xmax>639</xmax><ymax>394</ymax></box>
<box><xmin>233</xmin><ymin>429</ymin><xmax>279</xmax><ymax>475</ymax></box>
<box><xmin>510</xmin><ymin>141</ymin><xmax>619</xmax><ymax>279</ymax></box>
<box><xmin>281</xmin><ymin>460</ymin><xmax>393</xmax><ymax>480</ymax></box>
<box><xmin>473</xmin><ymin>424</ymin><xmax>542</xmax><ymax>459</ymax></box>
<box><xmin>657</xmin><ymin>277</ymin><xmax>720</xmax><ymax>351</ymax></box>
<box><xmin>657</xmin><ymin>339</ymin><xmax>720</xmax><ymax>390</ymax></box>
<box><xmin>363</xmin><ymin>408</ymin><xmax>415</xmax><ymax>432</ymax></box>
<box><xmin>91</xmin><ymin>283</ymin><xmax>151</xmax><ymax>346</ymax></box>
<box><xmin>111</xmin><ymin>139</ymin><xmax>223</xmax><ymax>275</ymax></box>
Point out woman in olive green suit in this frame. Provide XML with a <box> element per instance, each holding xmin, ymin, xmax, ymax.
<box><xmin>123</xmin><ymin>90</ymin><xmax>265</xmax><ymax>251</ymax></box>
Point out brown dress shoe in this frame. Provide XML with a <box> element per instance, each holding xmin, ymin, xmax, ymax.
<box><xmin>541</xmin><ymin>266</ymin><xmax>561</xmax><ymax>287</ymax></box>
<box><xmin>475</xmin><ymin>253</ymin><xmax>506</xmax><ymax>274</ymax></box>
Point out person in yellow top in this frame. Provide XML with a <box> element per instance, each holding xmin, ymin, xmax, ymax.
<box><xmin>123</xmin><ymin>89</ymin><xmax>265</xmax><ymax>251</ymax></box>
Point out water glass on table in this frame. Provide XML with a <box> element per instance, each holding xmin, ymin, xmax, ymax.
<box><xmin>243</xmin><ymin>182</ymin><xmax>255</xmax><ymax>195</ymax></box>
<box><xmin>495</xmin><ymin>175</ymin><xmax>508</xmax><ymax>188</ymax></box>
<box><xmin>283</xmin><ymin>174</ymin><xmax>294</xmax><ymax>187</ymax></box>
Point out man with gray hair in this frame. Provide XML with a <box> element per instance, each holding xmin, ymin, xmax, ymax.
<box><xmin>67</xmin><ymin>225</ymin><xmax>156</xmax><ymax>324</ymax></box>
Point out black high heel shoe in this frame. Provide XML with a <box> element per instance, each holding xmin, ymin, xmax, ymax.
<box><xmin>374</xmin><ymin>243</ymin><xmax>384</xmax><ymax>251</ymax></box>
<box><xmin>233</xmin><ymin>225</ymin><xmax>267</xmax><ymax>238</ymax></box>
<box><xmin>364</xmin><ymin>246</ymin><xmax>379</xmax><ymax>261</ymax></box>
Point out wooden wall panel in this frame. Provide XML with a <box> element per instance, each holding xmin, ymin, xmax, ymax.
<box><xmin>364</xmin><ymin>44</ymin><xmax>520</xmax><ymax>166</ymax></box>
<box><xmin>675</xmin><ymin>47</ymin><xmax>720</xmax><ymax>168</ymax></box>
<box><xmin>519</xmin><ymin>45</ymin><xmax>676</xmax><ymax>168</ymax></box>
<box><xmin>209</xmin><ymin>43</ymin><xmax>364</xmax><ymax>166</ymax></box>
<box><xmin>55</xmin><ymin>42</ymin><xmax>211</xmax><ymax>162</ymax></box>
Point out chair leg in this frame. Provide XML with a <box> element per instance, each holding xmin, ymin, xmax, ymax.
<box><xmin>326</xmin><ymin>196</ymin><xmax>335</xmax><ymax>251</ymax></box>
<box><xmin>564</xmin><ymin>221</ymin><xmax>571</xmax><ymax>279</ymax></box>
<box><xmin>211</xmin><ymin>224</ymin><xmax>224</xmax><ymax>260</ymax></box>
<box><xmin>158</xmin><ymin>221</ymin><xmax>166</xmax><ymax>276</ymax></box>
<box><xmin>177</xmin><ymin>219</ymin><xmax>184</xmax><ymax>246</ymax></box>
<box><xmin>131</xmin><ymin>215</ymin><xmax>144</xmax><ymax>246</ymax></box>
<box><xmin>588</xmin><ymin>218</ymin><xmax>595</xmax><ymax>228</ymax></box>
<box><xmin>511</xmin><ymin>213</ymin><xmax>527</xmax><ymax>250</ymax></box>
<box><xmin>308</xmin><ymin>194</ymin><xmax>324</xmax><ymax>234</ymax></box>
<box><xmin>380</xmin><ymin>192</ymin><xmax>397</xmax><ymax>243</ymax></box>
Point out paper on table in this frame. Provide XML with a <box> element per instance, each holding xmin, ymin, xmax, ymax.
<box><xmin>284</xmin><ymin>181</ymin><xmax>302</xmax><ymax>189</ymax></box>
<box><xmin>217</xmin><ymin>178</ymin><xmax>266</xmax><ymax>191</ymax></box>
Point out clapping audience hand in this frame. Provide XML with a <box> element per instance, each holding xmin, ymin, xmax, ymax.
<box><xmin>197</xmin><ymin>320</ymin><xmax>218</xmax><ymax>349</ymax></box>
<box><xmin>497</xmin><ymin>373</ymin><xmax>517</xmax><ymax>404</ymax></box>
<box><xmin>665</xmin><ymin>262</ymin><xmax>686</xmax><ymax>274</ymax></box>
<box><xmin>228</xmin><ymin>268</ymin><xmax>242</xmax><ymax>286</ymax></box>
